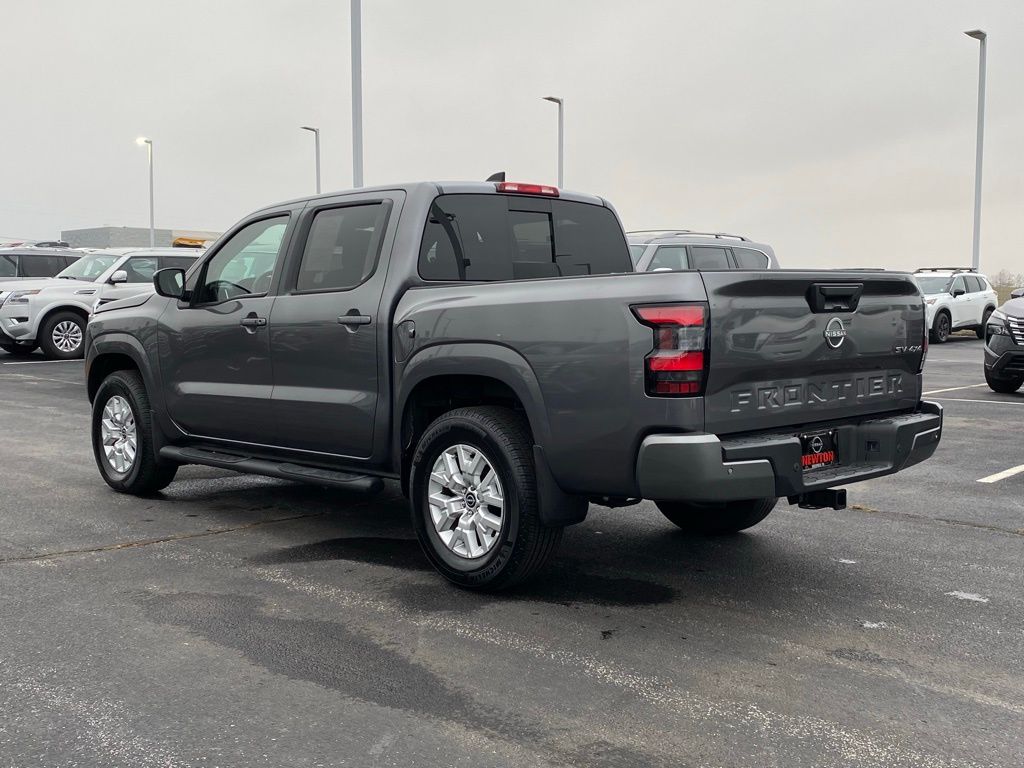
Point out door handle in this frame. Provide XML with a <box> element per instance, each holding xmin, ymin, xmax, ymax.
<box><xmin>240</xmin><ymin>316</ymin><xmax>267</xmax><ymax>329</ymax></box>
<box><xmin>337</xmin><ymin>313</ymin><xmax>371</xmax><ymax>326</ymax></box>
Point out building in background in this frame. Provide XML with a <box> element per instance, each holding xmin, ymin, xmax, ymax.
<box><xmin>61</xmin><ymin>226</ymin><xmax>221</xmax><ymax>249</ymax></box>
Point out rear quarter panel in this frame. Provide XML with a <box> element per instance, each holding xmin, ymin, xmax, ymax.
<box><xmin>394</xmin><ymin>271</ymin><xmax>707</xmax><ymax>497</ymax></box>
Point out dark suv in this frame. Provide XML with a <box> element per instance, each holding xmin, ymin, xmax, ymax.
<box><xmin>983</xmin><ymin>298</ymin><xmax>1024</xmax><ymax>393</ymax></box>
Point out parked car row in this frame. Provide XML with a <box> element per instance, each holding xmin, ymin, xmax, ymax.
<box><xmin>83</xmin><ymin>180</ymin><xmax>942</xmax><ymax>589</ymax></box>
<box><xmin>0</xmin><ymin>248</ymin><xmax>202</xmax><ymax>359</ymax></box>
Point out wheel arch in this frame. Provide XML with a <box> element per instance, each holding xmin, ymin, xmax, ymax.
<box><xmin>86</xmin><ymin>333</ymin><xmax>156</xmax><ymax>404</ymax></box>
<box><xmin>394</xmin><ymin>343</ymin><xmax>551</xmax><ymax>490</ymax></box>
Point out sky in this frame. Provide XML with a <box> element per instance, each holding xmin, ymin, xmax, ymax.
<box><xmin>3</xmin><ymin>0</ymin><xmax>1022</xmax><ymax>275</ymax></box>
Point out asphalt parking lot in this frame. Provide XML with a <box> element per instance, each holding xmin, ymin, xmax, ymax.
<box><xmin>0</xmin><ymin>337</ymin><xmax>1021</xmax><ymax>768</ymax></box>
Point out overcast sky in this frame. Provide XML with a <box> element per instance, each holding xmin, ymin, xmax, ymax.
<box><xmin>3</xmin><ymin>0</ymin><xmax>1022</xmax><ymax>274</ymax></box>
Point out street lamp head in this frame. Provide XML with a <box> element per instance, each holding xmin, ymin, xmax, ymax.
<box><xmin>965</xmin><ymin>29</ymin><xmax>987</xmax><ymax>41</ymax></box>
<box><xmin>542</xmin><ymin>96</ymin><xmax>563</xmax><ymax>105</ymax></box>
<box><xmin>300</xmin><ymin>126</ymin><xmax>319</xmax><ymax>133</ymax></box>
<box><xmin>136</xmin><ymin>136</ymin><xmax>152</xmax><ymax>146</ymax></box>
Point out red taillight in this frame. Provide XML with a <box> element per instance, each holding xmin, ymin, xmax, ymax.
<box><xmin>632</xmin><ymin>303</ymin><xmax>708</xmax><ymax>397</ymax></box>
<box><xmin>496</xmin><ymin>181</ymin><xmax>559</xmax><ymax>197</ymax></box>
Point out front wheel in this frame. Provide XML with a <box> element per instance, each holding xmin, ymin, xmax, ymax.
<box><xmin>92</xmin><ymin>370</ymin><xmax>178</xmax><ymax>494</ymax></box>
<box><xmin>977</xmin><ymin>308</ymin><xmax>993</xmax><ymax>339</ymax></box>
<box><xmin>930</xmin><ymin>311</ymin><xmax>951</xmax><ymax>344</ymax></box>
<box><xmin>985</xmin><ymin>369</ymin><xmax>1024</xmax><ymax>394</ymax></box>
<box><xmin>656</xmin><ymin>498</ymin><xmax>778</xmax><ymax>534</ymax></box>
<box><xmin>410</xmin><ymin>406</ymin><xmax>562</xmax><ymax>590</ymax></box>
<box><xmin>39</xmin><ymin>311</ymin><xmax>86</xmax><ymax>359</ymax></box>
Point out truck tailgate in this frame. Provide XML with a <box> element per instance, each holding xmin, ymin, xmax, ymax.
<box><xmin>701</xmin><ymin>271</ymin><xmax>926</xmax><ymax>435</ymax></box>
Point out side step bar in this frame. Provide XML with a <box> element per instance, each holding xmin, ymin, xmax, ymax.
<box><xmin>159</xmin><ymin>446</ymin><xmax>385</xmax><ymax>494</ymax></box>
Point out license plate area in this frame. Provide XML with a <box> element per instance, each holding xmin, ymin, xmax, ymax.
<box><xmin>800</xmin><ymin>429</ymin><xmax>838</xmax><ymax>471</ymax></box>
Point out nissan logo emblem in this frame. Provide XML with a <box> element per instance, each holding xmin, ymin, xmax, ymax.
<box><xmin>809</xmin><ymin>435</ymin><xmax>825</xmax><ymax>454</ymax></box>
<box><xmin>824</xmin><ymin>317</ymin><xmax>847</xmax><ymax>349</ymax></box>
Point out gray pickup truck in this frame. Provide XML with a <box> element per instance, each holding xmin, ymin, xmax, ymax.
<box><xmin>85</xmin><ymin>181</ymin><xmax>942</xmax><ymax>589</ymax></box>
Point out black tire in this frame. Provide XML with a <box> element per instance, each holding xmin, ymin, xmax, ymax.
<box><xmin>655</xmin><ymin>497</ymin><xmax>778</xmax><ymax>534</ymax></box>
<box><xmin>0</xmin><ymin>342</ymin><xmax>36</xmax><ymax>357</ymax></box>
<box><xmin>985</xmin><ymin>369</ymin><xmax>1024</xmax><ymax>394</ymax></box>
<box><xmin>977</xmin><ymin>308</ymin><xmax>993</xmax><ymax>339</ymax></box>
<box><xmin>930</xmin><ymin>311</ymin><xmax>951</xmax><ymax>344</ymax></box>
<box><xmin>39</xmin><ymin>310</ymin><xmax>87</xmax><ymax>360</ymax></box>
<box><xmin>410</xmin><ymin>406</ymin><xmax>562</xmax><ymax>590</ymax></box>
<box><xmin>92</xmin><ymin>369</ymin><xmax>178</xmax><ymax>494</ymax></box>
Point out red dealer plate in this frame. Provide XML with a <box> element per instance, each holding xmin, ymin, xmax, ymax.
<box><xmin>800</xmin><ymin>430</ymin><xmax>838</xmax><ymax>471</ymax></box>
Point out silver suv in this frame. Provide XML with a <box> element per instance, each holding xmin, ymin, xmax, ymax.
<box><xmin>0</xmin><ymin>248</ymin><xmax>200</xmax><ymax>359</ymax></box>
<box><xmin>627</xmin><ymin>230</ymin><xmax>779</xmax><ymax>272</ymax></box>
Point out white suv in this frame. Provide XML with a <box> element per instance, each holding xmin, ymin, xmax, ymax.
<box><xmin>913</xmin><ymin>268</ymin><xmax>998</xmax><ymax>344</ymax></box>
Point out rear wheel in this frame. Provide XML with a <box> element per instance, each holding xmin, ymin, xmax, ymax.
<box><xmin>656</xmin><ymin>497</ymin><xmax>778</xmax><ymax>534</ymax></box>
<box><xmin>92</xmin><ymin>370</ymin><xmax>178</xmax><ymax>494</ymax></box>
<box><xmin>930</xmin><ymin>311</ymin><xmax>951</xmax><ymax>344</ymax></box>
<box><xmin>0</xmin><ymin>342</ymin><xmax>36</xmax><ymax>357</ymax></box>
<box><xmin>977</xmin><ymin>308</ymin><xmax>993</xmax><ymax>339</ymax></box>
<box><xmin>39</xmin><ymin>311</ymin><xmax>86</xmax><ymax>359</ymax></box>
<box><xmin>410</xmin><ymin>406</ymin><xmax>562</xmax><ymax>590</ymax></box>
<box><xmin>985</xmin><ymin>369</ymin><xmax>1024</xmax><ymax>394</ymax></box>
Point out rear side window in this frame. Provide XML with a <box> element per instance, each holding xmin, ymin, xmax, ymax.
<box><xmin>123</xmin><ymin>257</ymin><xmax>158</xmax><ymax>283</ymax></box>
<box><xmin>648</xmin><ymin>246</ymin><xmax>688</xmax><ymax>271</ymax></box>
<box><xmin>690</xmin><ymin>247</ymin><xmax>730</xmax><ymax>270</ymax></box>
<box><xmin>964</xmin><ymin>276</ymin><xmax>982</xmax><ymax>293</ymax></box>
<box><xmin>21</xmin><ymin>255</ymin><xmax>65</xmax><ymax>277</ymax></box>
<box><xmin>733</xmin><ymin>247</ymin><xmax>770</xmax><ymax>269</ymax></box>
<box><xmin>161</xmin><ymin>255</ymin><xmax>198</xmax><ymax>272</ymax></box>
<box><xmin>419</xmin><ymin>194</ymin><xmax>630</xmax><ymax>281</ymax></box>
<box><xmin>296</xmin><ymin>203</ymin><xmax>389</xmax><ymax>292</ymax></box>
<box><xmin>0</xmin><ymin>255</ymin><xmax>16</xmax><ymax>277</ymax></box>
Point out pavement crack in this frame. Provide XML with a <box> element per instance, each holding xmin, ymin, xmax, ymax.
<box><xmin>849</xmin><ymin>504</ymin><xmax>1024</xmax><ymax>537</ymax></box>
<box><xmin>0</xmin><ymin>511</ymin><xmax>327</xmax><ymax>566</ymax></box>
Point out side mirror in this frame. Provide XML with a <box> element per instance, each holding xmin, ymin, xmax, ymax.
<box><xmin>153</xmin><ymin>268</ymin><xmax>186</xmax><ymax>299</ymax></box>
<box><xmin>1011</xmin><ymin>288</ymin><xmax>1024</xmax><ymax>299</ymax></box>
<box><xmin>952</xmin><ymin>287</ymin><xmax>965</xmax><ymax>297</ymax></box>
<box><xmin>109</xmin><ymin>269</ymin><xmax>128</xmax><ymax>284</ymax></box>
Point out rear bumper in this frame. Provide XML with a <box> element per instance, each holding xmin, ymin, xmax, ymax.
<box><xmin>636</xmin><ymin>402</ymin><xmax>943</xmax><ymax>502</ymax></box>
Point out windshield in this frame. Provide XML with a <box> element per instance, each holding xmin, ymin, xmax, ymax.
<box><xmin>628</xmin><ymin>244</ymin><xmax>647</xmax><ymax>267</ymax></box>
<box><xmin>56</xmin><ymin>253</ymin><xmax>120</xmax><ymax>281</ymax></box>
<box><xmin>915</xmin><ymin>275</ymin><xmax>952</xmax><ymax>295</ymax></box>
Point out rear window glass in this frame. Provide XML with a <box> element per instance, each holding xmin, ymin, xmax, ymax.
<box><xmin>296</xmin><ymin>203</ymin><xmax>389</xmax><ymax>292</ymax></box>
<box><xmin>690</xmin><ymin>247</ymin><xmax>730</xmax><ymax>270</ymax></box>
<box><xmin>733</xmin><ymin>247</ymin><xmax>770</xmax><ymax>269</ymax></box>
<box><xmin>0</xmin><ymin>255</ymin><xmax>15</xmax><ymax>277</ymax></box>
<box><xmin>161</xmin><ymin>255</ymin><xmax>198</xmax><ymax>272</ymax></box>
<box><xmin>418</xmin><ymin>194</ymin><xmax>630</xmax><ymax>281</ymax></box>
<box><xmin>21</xmin><ymin>255</ymin><xmax>65</xmax><ymax>277</ymax></box>
<box><xmin>964</xmin><ymin>275</ymin><xmax>982</xmax><ymax>292</ymax></box>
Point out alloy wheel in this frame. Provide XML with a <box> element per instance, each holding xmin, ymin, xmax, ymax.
<box><xmin>52</xmin><ymin>320</ymin><xmax>83</xmax><ymax>353</ymax></box>
<box><xmin>427</xmin><ymin>444</ymin><xmax>505</xmax><ymax>559</ymax></box>
<box><xmin>100</xmin><ymin>395</ymin><xmax>138</xmax><ymax>474</ymax></box>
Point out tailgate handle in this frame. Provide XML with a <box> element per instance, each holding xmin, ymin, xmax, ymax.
<box><xmin>807</xmin><ymin>283</ymin><xmax>863</xmax><ymax>313</ymax></box>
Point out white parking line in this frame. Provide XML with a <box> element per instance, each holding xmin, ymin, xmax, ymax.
<box><xmin>0</xmin><ymin>359</ymin><xmax>82</xmax><ymax>365</ymax></box>
<box><xmin>931</xmin><ymin>397</ymin><xmax>1024</xmax><ymax>406</ymax></box>
<box><xmin>922</xmin><ymin>383</ymin><xmax>988</xmax><ymax>395</ymax></box>
<box><xmin>977</xmin><ymin>464</ymin><xmax>1024</xmax><ymax>484</ymax></box>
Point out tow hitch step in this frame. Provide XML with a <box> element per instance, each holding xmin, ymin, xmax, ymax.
<box><xmin>788</xmin><ymin>489</ymin><xmax>847</xmax><ymax>510</ymax></box>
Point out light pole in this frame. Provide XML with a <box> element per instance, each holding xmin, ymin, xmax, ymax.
<box><xmin>965</xmin><ymin>29</ymin><xmax>987</xmax><ymax>271</ymax></box>
<box><xmin>300</xmin><ymin>126</ymin><xmax>322</xmax><ymax>193</ymax></box>
<box><xmin>351</xmin><ymin>0</ymin><xmax>363</xmax><ymax>187</ymax></box>
<box><xmin>542</xmin><ymin>96</ymin><xmax>564</xmax><ymax>187</ymax></box>
<box><xmin>135</xmin><ymin>137</ymin><xmax>154</xmax><ymax>247</ymax></box>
